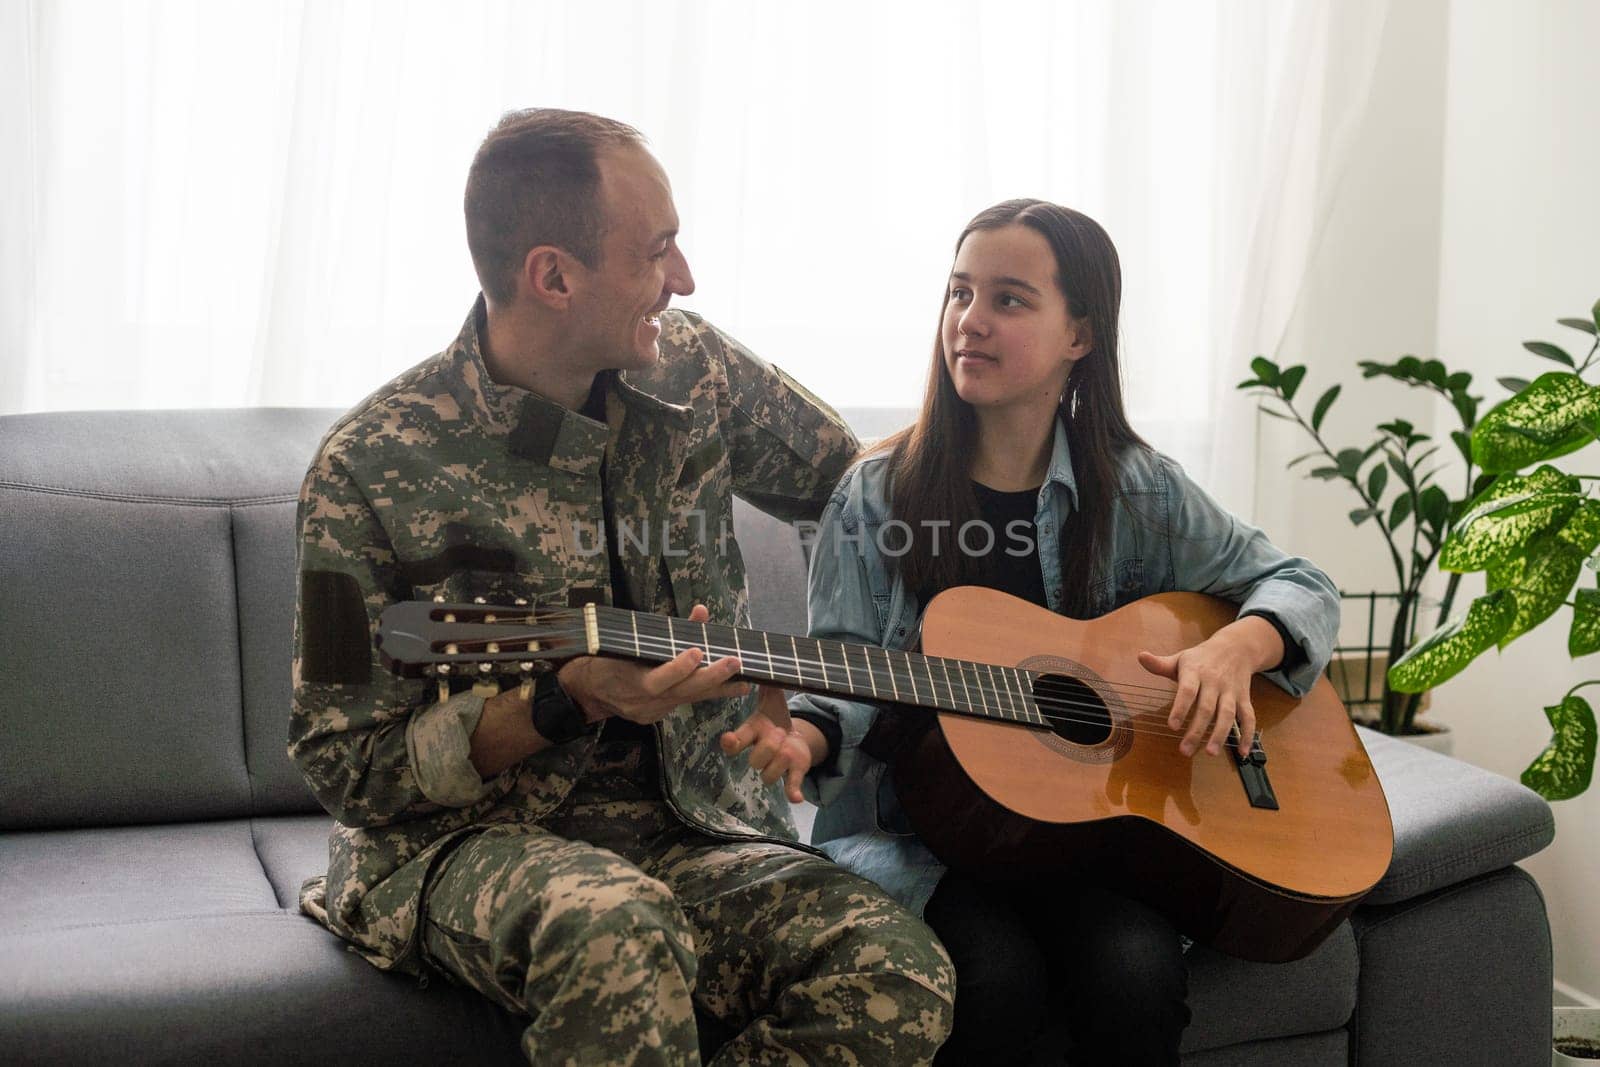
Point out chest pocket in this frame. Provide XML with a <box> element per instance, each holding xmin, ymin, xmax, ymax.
<box><xmin>1088</xmin><ymin>557</ymin><xmax>1145</xmax><ymax>616</ymax></box>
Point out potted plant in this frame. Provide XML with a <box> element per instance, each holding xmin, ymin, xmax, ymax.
<box><xmin>1236</xmin><ymin>354</ymin><xmax>1489</xmax><ymax>738</ymax></box>
<box><xmin>1388</xmin><ymin>300</ymin><xmax>1600</xmax><ymax>802</ymax></box>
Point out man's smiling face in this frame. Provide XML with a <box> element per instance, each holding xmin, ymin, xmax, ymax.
<box><xmin>568</xmin><ymin>144</ymin><xmax>696</xmax><ymax>372</ymax></box>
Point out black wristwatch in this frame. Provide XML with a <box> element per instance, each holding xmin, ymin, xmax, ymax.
<box><xmin>529</xmin><ymin>670</ymin><xmax>590</xmax><ymax>745</ymax></box>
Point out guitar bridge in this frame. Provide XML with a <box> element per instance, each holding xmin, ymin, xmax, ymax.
<box><xmin>1232</xmin><ymin>729</ymin><xmax>1278</xmax><ymax>810</ymax></box>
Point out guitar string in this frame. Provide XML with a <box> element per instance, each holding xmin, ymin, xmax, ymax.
<box><xmin>585</xmin><ymin>624</ymin><xmax>1232</xmax><ymax>743</ymax></box>
<box><xmin>462</xmin><ymin>606</ymin><xmax>1195</xmax><ymax>703</ymax></box>
<box><xmin>424</xmin><ymin>620</ymin><xmax>1263</xmax><ymax>745</ymax></box>
<box><xmin>467</xmin><ymin>607</ymin><xmax>1196</xmax><ymax>706</ymax></box>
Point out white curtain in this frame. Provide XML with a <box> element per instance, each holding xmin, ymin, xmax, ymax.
<box><xmin>1</xmin><ymin>0</ymin><xmax>1392</xmax><ymax>501</ymax></box>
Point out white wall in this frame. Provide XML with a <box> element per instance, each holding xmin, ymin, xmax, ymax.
<box><xmin>1255</xmin><ymin>0</ymin><xmax>1600</xmax><ymax>1002</ymax></box>
<box><xmin>1430</xmin><ymin>0</ymin><xmax>1600</xmax><ymax>1005</ymax></box>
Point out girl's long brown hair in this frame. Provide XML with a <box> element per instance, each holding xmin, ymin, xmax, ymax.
<box><xmin>884</xmin><ymin>199</ymin><xmax>1148</xmax><ymax>617</ymax></box>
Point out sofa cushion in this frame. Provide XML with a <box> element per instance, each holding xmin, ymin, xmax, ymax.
<box><xmin>1351</xmin><ymin>866</ymin><xmax>1551</xmax><ymax>1064</ymax></box>
<box><xmin>0</xmin><ymin>821</ymin><xmax>280</xmax><ymax>934</ymax></box>
<box><xmin>0</xmin><ymin>488</ymin><xmax>253</xmax><ymax>830</ymax></box>
<box><xmin>1358</xmin><ymin>727</ymin><xmax>1554</xmax><ymax>905</ymax></box>
<box><xmin>1180</xmin><ymin>923</ymin><xmax>1358</xmax><ymax>1053</ymax></box>
<box><xmin>0</xmin><ymin>912</ymin><xmax>526</xmax><ymax>1065</ymax></box>
<box><xmin>0</xmin><ymin>409</ymin><xmax>340</xmax><ymax>830</ymax></box>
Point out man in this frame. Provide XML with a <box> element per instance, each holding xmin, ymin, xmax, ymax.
<box><xmin>290</xmin><ymin>108</ymin><xmax>954</xmax><ymax>1065</ymax></box>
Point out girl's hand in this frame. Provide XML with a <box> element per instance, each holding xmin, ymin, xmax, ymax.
<box><xmin>720</xmin><ymin>686</ymin><xmax>824</xmax><ymax>804</ymax></box>
<box><xmin>1136</xmin><ymin>615</ymin><xmax>1284</xmax><ymax>758</ymax></box>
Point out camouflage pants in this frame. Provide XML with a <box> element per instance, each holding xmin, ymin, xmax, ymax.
<box><xmin>419</xmin><ymin>770</ymin><xmax>953</xmax><ymax>1065</ymax></box>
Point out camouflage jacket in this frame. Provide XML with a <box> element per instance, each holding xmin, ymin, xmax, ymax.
<box><xmin>290</xmin><ymin>299</ymin><xmax>859</xmax><ymax>970</ymax></box>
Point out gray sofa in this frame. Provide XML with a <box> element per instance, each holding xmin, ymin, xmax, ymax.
<box><xmin>0</xmin><ymin>407</ymin><xmax>1557</xmax><ymax>1065</ymax></box>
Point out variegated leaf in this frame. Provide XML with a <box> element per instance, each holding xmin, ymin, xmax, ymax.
<box><xmin>1570</xmin><ymin>587</ymin><xmax>1600</xmax><ymax>657</ymax></box>
<box><xmin>1389</xmin><ymin>590</ymin><xmax>1517</xmax><ymax>692</ymax></box>
<box><xmin>1472</xmin><ymin>372</ymin><xmax>1600</xmax><ymax>473</ymax></box>
<box><xmin>1438</xmin><ymin>465</ymin><xmax>1582</xmax><ymax>571</ymax></box>
<box><xmin>1520</xmin><ymin>695</ymin><xmax>1597</xmax><ymax>801</ymax></box>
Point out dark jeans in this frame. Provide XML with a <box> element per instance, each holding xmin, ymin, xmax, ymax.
<box><xmin>923</xmin><ymin>873</ymin><xmax>1190</xmax><ymax>1066</ymax></box>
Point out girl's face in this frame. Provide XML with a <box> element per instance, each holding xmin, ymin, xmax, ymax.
<box><xmin>941</xmin><ymin>224</ymin><xmax>1093</xmax><ymax>422</ymax></box>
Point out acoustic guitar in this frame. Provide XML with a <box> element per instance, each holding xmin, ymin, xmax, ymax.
<box><xmin>375</xmin><ymin>588</ymin><xmax>1393</xmax><ymax>963</ymax></box>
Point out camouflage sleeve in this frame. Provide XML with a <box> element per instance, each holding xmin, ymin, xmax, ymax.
<box><xmin>290</xmin><ymin>448</ymin><xmax>491</xmax><ymax>826</ymax></box>
<box><xmin>701</xmin><ymin>321</ymin><xmax>861</xmax><ymax>523</ymax></box>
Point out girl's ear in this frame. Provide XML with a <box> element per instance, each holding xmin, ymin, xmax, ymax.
<box><xmin>1066</xmin><ymin>315</ymin><xmax>1095</xmax><ymax>361</ymax></box>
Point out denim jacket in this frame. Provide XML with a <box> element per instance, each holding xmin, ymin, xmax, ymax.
<box><xmin>790</xmin><ymin>418</ymin><xmax>1340</xmax><ymax>916</ymax></box>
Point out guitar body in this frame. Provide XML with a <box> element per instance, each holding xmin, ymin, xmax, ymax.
<box><xmin>895</xmin><ymin>587</ymin><xmax>1393</xmax><ymax>963</ymax></box>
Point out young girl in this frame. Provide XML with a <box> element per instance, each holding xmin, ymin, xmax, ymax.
<box><xmin>723</xmin><ymin>200</ymin><xmax>1338</xmax><ymax>1065</ymax></box>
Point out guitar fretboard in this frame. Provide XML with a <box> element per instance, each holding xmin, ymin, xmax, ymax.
<box><xmin>591</xmin><ymin>605</ymin><xmax>1046</xmax><ymax>726</ymax></box>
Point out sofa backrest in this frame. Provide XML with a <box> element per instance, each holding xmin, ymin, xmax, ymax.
<box><xmin>0</xmin><ymin>408</ymin><xmax>813</xmax><ymax>830</ymax></box>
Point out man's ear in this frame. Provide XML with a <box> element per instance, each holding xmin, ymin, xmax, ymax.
<box><xmin>521</xmin><ymin>245</ymin><xmax>576</xmax><ymax>310</ymax></box>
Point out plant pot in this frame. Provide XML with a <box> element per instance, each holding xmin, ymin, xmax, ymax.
<box><xmin>1397</xmin><ymin>720</ymin><xmax>1452</xmax><ymax>756</ymax></box>
<box><xmin>1554</xmin><ymin>1006</ymin><xmax>1600</xmax><ymax>1063</ymax></box>
<box><xmin>1328</xmin><ymin>651</ymin><xmax>1432</xmax><ymax>716</ymax></box>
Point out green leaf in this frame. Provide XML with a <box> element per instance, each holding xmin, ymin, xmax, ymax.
<box><xmin>1498</xmin><ymin>376</ymin><xmax>1531</xmax><ymax>394</ymax></box>
<box><xmin>1389</xmin><ymin>590</ymin><xmax>1517</xmax><ymax>692</ymax></box>
<box><xmin>1389</xmin><ymin>493</ymin><xmax>1413</xmax><ymax>529</ymax></box>
<box><xmin>1335</xmin><ymin>448</ymin><xmax>1365</xmax><ymax>480</ymax></box>
<box><xmin>1423</xmin><ymin>359</ymin><xmax>1448</xmax><ymax>387</ymax></box>
<box><xmin>1520</xmin><ymin>695</ymin><xmax>1597</xmax><ymax>801</ymax></box>
<box><xmin>1250</xmin><ymin>357</ymin><xmax>1279</xmax><ymax>386</ymax></box>
<box><xmin>1236</xmin><ymin>378</ymin><xmax>1261</xmax><ymax>391</ymax></box>
<box><xmin>1366</xmin><ymin>464</ymin><xmax>1388</xmax><ymax>501</ymax></box>
<box><xmin>1279</xmin><ymin>365</ymin><xmax>1307</xmax><ymax>402</ymax></box>
<box><xmin>1439</xmin><ymin>466</ymin><xmax>1583</xmax><ymax>571</ymax></box>
<box><xmin>1311</xmin><ymin>385</ymin><xmax>1341</xmax><ymax>432</ymax></box>
<box><xmin>1387</xmin><ymin>452</ymin><xmax>1416</xmax><ymax>491</ymax></box>
<box><xmin>1259</xmin><ymin>406</ymin><xmax>1295</xmax><ymax>422</ymax></box>
<box><xmin>1473</xmin><ymin>372</ymin><xmax>1600</xmax><ymax>472</ymax></box>
<box><xmin>1349</xmin><ymin>507</ymin><xmax>1379</xmax><ymax>526</ymax></box>
<box><xmin>1451</xmin><ymin>429</ymin><xmax>1472</xmax><ymax>465</ymax></box>
<box><xmin>1593</xmin><ymin>297</ymin><xmax>1600</xmax><ymax>333</ymax></box>
<box><xmin>1446</xmin><ymin>371</ymin><xmax>1473</xmax><ymax>391</ymax></box>
<box><xmin>1487</xmin><ymin>529</ymin><xmax>1585</xmax><ymax>647</ymax></box>
<box><xmin>1419</xmin><ymin>485</ymin><xmax>1450</xmax><ymax>535</ymax></box>
<box><xmin>1558</xmin><ymin>317</ymin><xmax>1598</xmax><ymax>336</ymax></box>
<box><xmin>1570</xmin><ymin>588</ymin><xmax>1600</xmax><ymax>656</ymax></box>
<box><xmin>1286</xmin><ymin>450</ymin><xmax>1322</xmax><ymax>469</ymax></box>
<box><xmin>1524</xmin><ymin>341</ymin><xmax>1575</xmax><ymax>367</ymax></box>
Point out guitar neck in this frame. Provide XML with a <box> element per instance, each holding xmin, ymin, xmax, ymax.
<box><xmin>589</xmin><ymin>604</ymin><xmax>1046</xmax><ymax>727</ymax></box>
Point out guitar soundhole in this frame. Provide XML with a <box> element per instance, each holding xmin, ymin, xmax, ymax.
<box><xmin>1032</xmin><ymin>673</ymin><xmax>1112</xmax><ymax>746</ymax></box>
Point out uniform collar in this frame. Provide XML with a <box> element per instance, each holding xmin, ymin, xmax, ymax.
<box><xmin>448</xmin><ymin>296</ymin><xmax>691</xmax><ymax>474</ymax></box>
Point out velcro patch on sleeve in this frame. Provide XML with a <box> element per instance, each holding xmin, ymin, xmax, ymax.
<box><xmin>300</xmin><ymin>569</ymin><xmax>373</xmax><ymax>685</ymax></box>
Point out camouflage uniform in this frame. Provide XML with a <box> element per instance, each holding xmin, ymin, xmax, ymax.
<box><xmin>291</xmin><ymin>299</ymin><xmax>954</xmax><ymax>1065</ymax></box>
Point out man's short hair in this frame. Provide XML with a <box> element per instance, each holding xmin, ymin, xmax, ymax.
<box><xmin>464</xmin><ymin>109</ymin><xmax>645</xmax><ymax>305</ymax></box>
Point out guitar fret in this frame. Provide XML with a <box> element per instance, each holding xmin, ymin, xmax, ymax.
<box><xmin>1015</xmin><ymin>669</ymin><xmax>1040</xmax><ymax>725</ymax></box>
<box><xmin>761</xmin><ymin>630</ymin><xmax>781</xmax><ymax>684</ymax></box>
<box><xmin>957</xmin><ymin>662</ymin><xmax>975</xmax><ymax>715</ymax></box>
<box><xmin>840</xmin><ymin>639</ymin><xmax>855</xmax><ymax>693</ymax></box>
<box><xmin>630</xmin><ymin>611</ymin><xmax>641</xmax><ymax>658</ymax></box>
<box><xmin>939</xmin><ymin>659</ymin><xmax>958</xmax><ymax>713</ymax></box>
<box><xmin>852</xmin><ymin>642</ymin><xmax>878</xmax><ymax>698</ymax></box>
<box><xmin>789</xmin><ymin>635</ymin><xmax>805</xmax><ymax>688</ymax></box>
<box><xmin>988</xmin><ymin>663</ymin><xmax>1011</xmax><ymax>720</ymax></box>
<box><xmin>905</xmin><ymin>653</ymin><xmax>921</xmax><ymax>705</ymax></box>
<box><xmin>879</xmin><ymin>648</ymin><xmax>900</xmax><ymax>701</ymax></box>
<box><xmin>817</xmin><ymin>637</ymin><xmax>830</xmax><ymax>689</ymax></box>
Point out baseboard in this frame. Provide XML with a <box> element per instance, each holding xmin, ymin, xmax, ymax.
<box><xmin>1555</xmin><ymin>979</ymin><xmax>1600</xmax><ymax>1007</ymax></box>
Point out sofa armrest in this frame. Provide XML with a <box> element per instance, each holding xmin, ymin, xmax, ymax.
<box><xmin>1357</xmin><ymin>725</ymin><xmax>1554</xmax><ymax>906</ymax></box>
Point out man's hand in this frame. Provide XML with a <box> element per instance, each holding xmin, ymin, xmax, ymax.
<box><xmin>1137</xmin><ymin>615</ymin><xmax>1284</xmax><ymax>759</ymax></box>
<box><xmin>559</xmin><ymin>603</ymin><xmax>750</xmax><ymax>725</ymax></box>
<box><xmin>720</xmin><ymin>686</ymin><xmax>823</xmax><ymax>804</ymax></box>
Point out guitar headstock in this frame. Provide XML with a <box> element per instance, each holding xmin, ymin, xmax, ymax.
<box><xmin>375</xmin><ymin>600</ymin><xmax>587</xmax><ymax>679</ymax></box>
